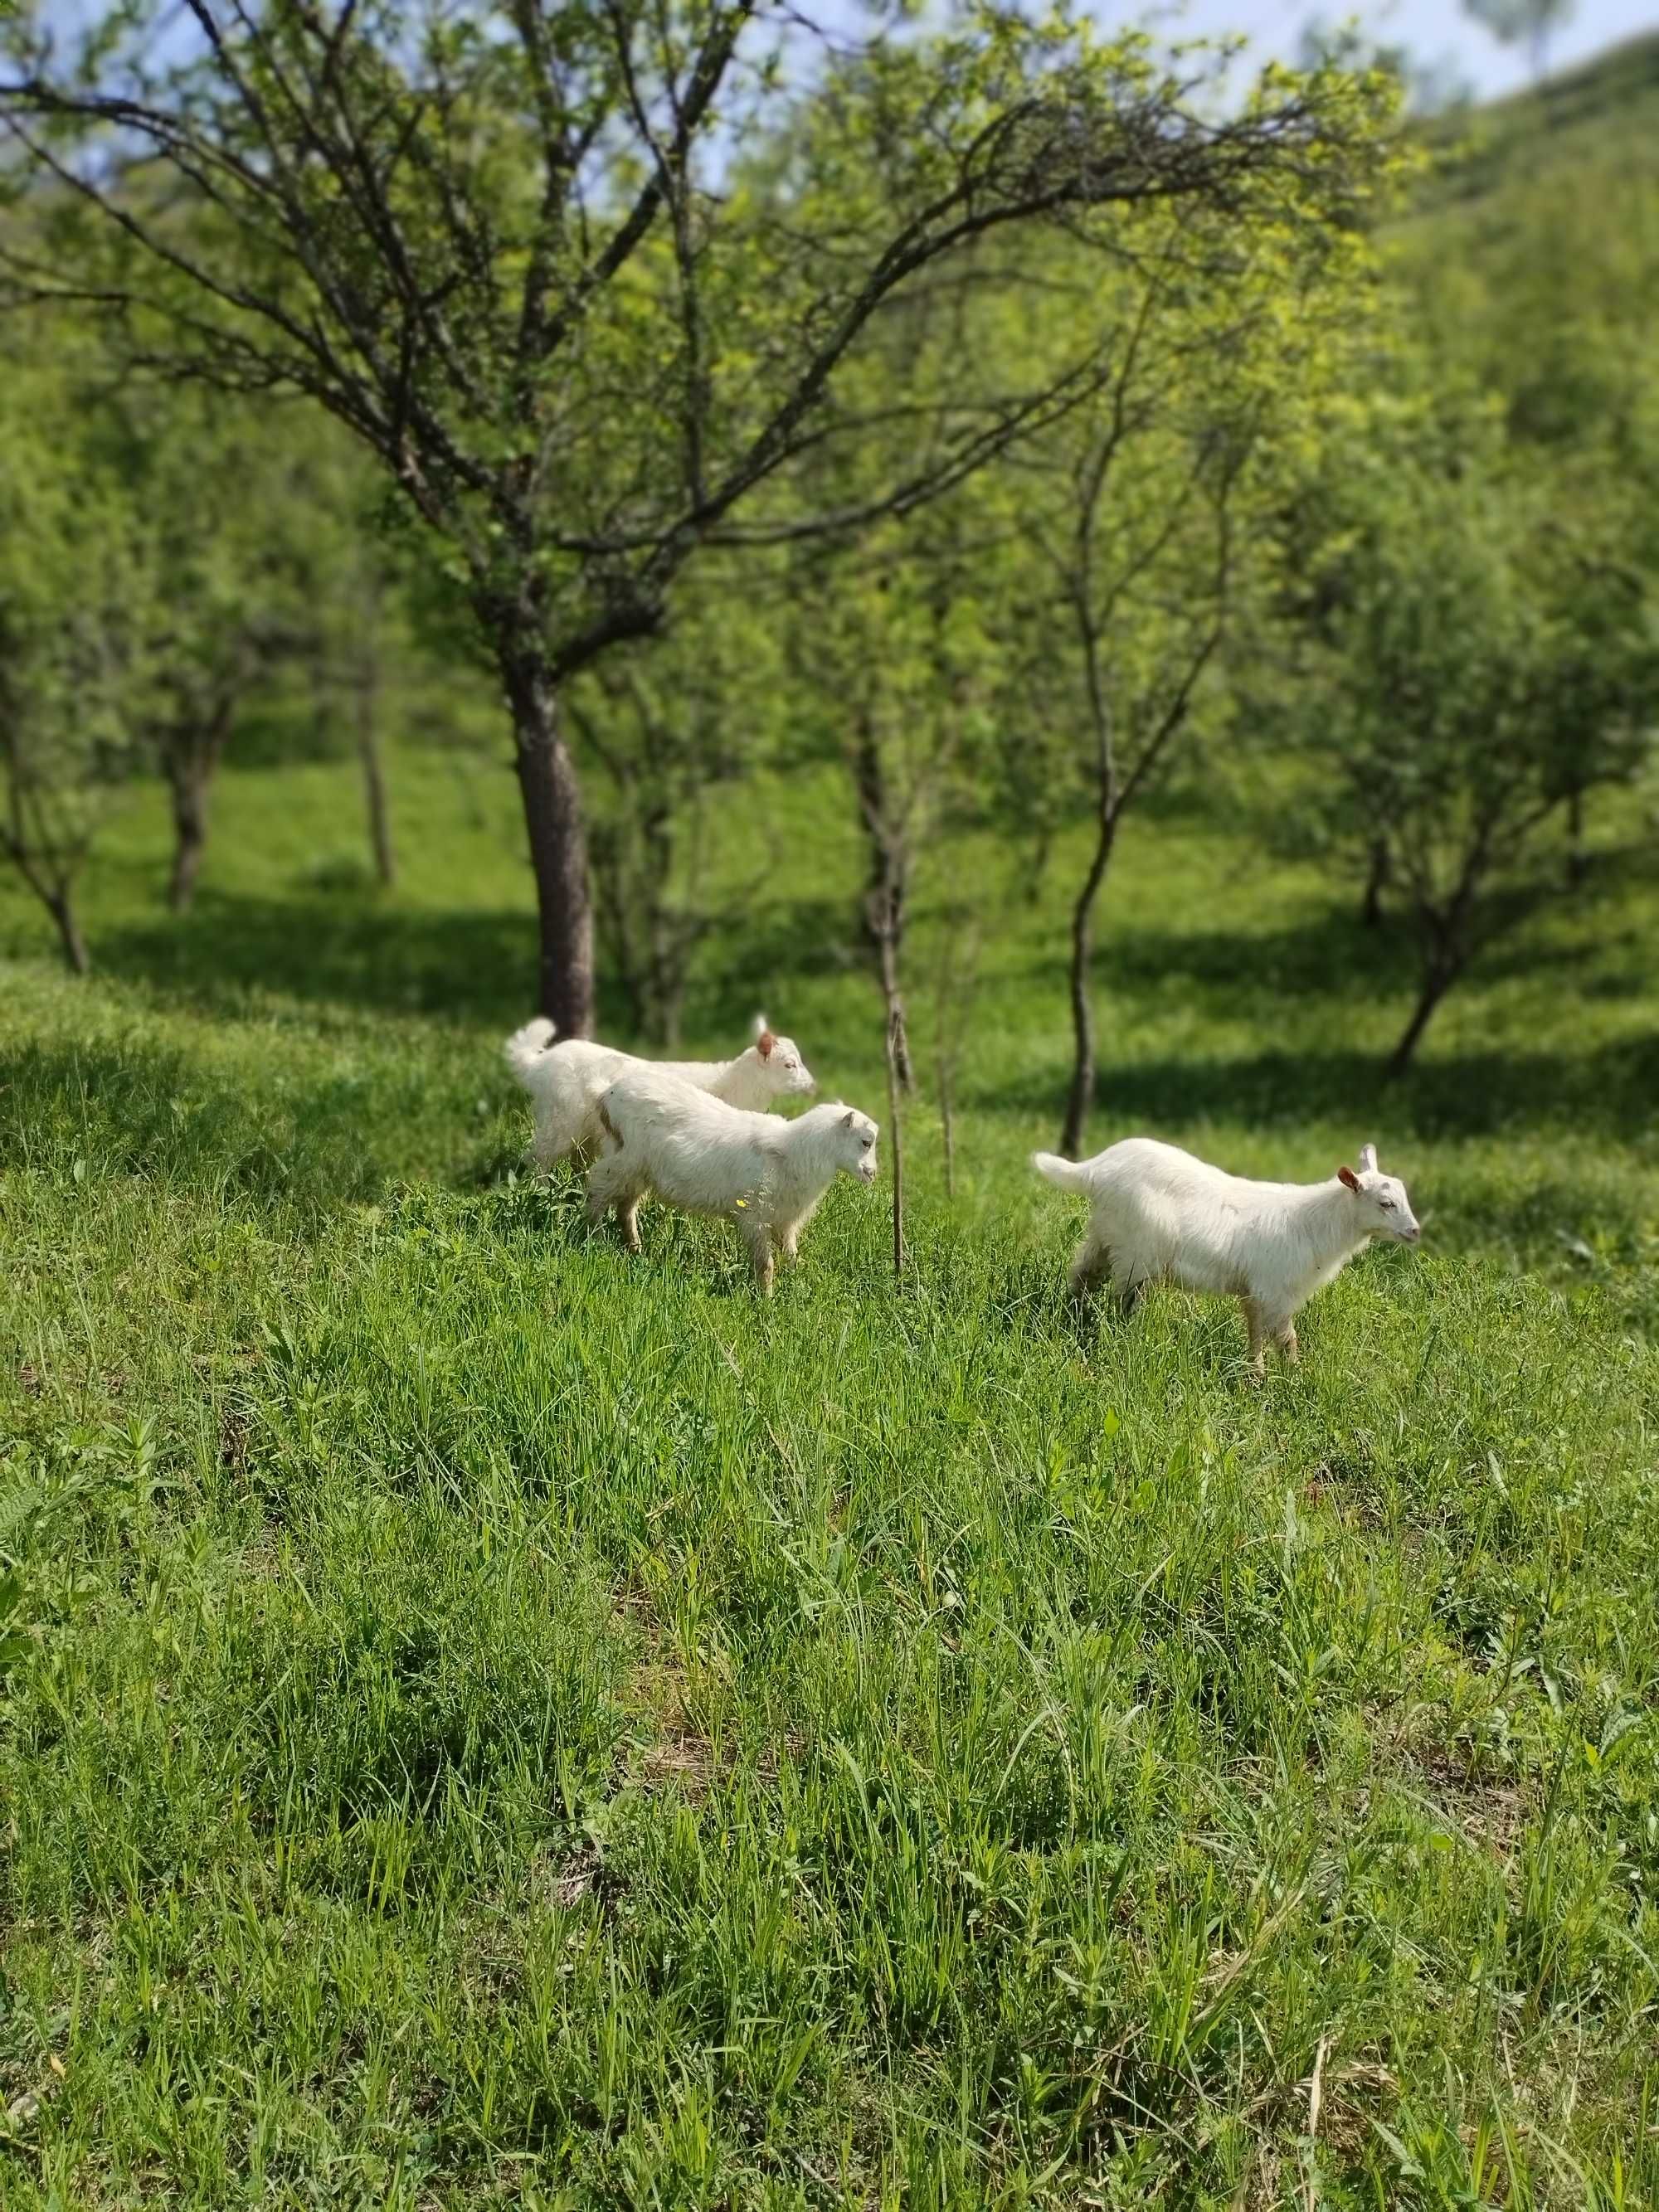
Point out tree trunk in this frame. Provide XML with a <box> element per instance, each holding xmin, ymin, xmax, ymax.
<box><xmin>163</xmin><ymin>699</ymin><xmax>236</xmax><ymax>913</ymax></box>
<box><xmin>885</xmin><ymin>1001</ymin><xmax>906</xmax><ymax>1281</ymax></box>
<box><xmin>870</xmin><ymin>897</ymin><xmax>913</xmax><ymax>1093</ymax></box>
<box><xmin>500</xmin><ymin>639</ymin><xmax>595</xmax><ymax>1038</ymax></box>
<box><xmin>1025</xmin><ymin>824</ymin><xmax>1053</xmax><ymax>906</ymax></box>
<box><xmin>939</xmin><ymin>1054</ymin><xmax>956</xmax><ymax>1203</ymax></box>
<box><xmin>355</xmin><ymin>654</ymin><xmax>396</xmax><ymax>887</ymax></box>
<box><xmin>1059</xmin><ymin>809</ymin><xmax>1117</xmax><ymax>1159</ymax></box>
<box><xmin>1565</xmin><ymin>786</ymin><xmax>1587</xmax><ymax>888</ymax></box>
<box><xmin>168</xmin><ymin>765</ymin><xmax>209</xmax><ymax>913</ymax></box>
<box><xmin>1384</xmin><ymin>964</ymin><xmax>1455</xmax><ymax>1079</ymax></box>
<box><xmin>46</xmin><ymin>887</ymin><xmax>90</xmax><ymax>975</ymax></box>
<box><xmin>853</xmin><ymin>710</ymin><xmax>913</xmax><ymax>1088</ymax></box>
<box><xmin>1360</xmin><ymin>839</ymin><xmax>1389</xmax><ymax>928</ymax></box>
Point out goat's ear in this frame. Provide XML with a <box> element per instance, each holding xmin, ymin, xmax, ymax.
<box><xmin>1358</xmin><ymin>1143</ymin><xmax>1379</xmax><ymax>1174</ymax></box>
<box><xmin>842</xmin><ymin>1110</ymin><xmax>855</xmax><ymax>1130</ymax></box>
<box><xmin>1337</xmin><ymin>1164</ymin><xmax>1360</xmax><ymax>1192</ymax></box>
<box><xmin>752</xmin><ymin>1012</ymin><xmax>769</xmax><ymax>1042</ymax></box>
<box><xmin>757</xmin><ymin>1028</ymin><xmax>776</xmax><ymax>1059</ymax></box>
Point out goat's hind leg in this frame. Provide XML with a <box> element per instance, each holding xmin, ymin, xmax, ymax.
<box><xmin>1068</xmin><ymin>1232</ymin><xmax>1113</xmax><ymax>1306</ymax></box>
<box><xmin>1239</xmin><ymin>1297</ymin><xmax>1269</xmax><ymax>1380</ymax></box>
<box><xmin>585</xmin><ymin>1153</ymin><xmax>643</xmax><ymax>1249</ymax></box>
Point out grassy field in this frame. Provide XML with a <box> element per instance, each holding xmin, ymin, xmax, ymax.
<box><xmin>2</xmin><ymin>749</ymin><xmax>1657</xmax><ymax>2209</ymax></box>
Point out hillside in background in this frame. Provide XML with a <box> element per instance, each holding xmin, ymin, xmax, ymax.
<box><xmin>1411</xmin><ymin>27</ymin><xmax>1659</xmax><ymax>215</ymax></box>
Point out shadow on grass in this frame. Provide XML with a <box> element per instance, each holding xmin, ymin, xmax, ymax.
<box><xmin>1015</xmin><ymin>889</ymin><xmax>1614</xmax><ymax>1018</ymax></box>
<box><xmin>95</xmin><ymin>890</ymin><xmax>542</xmax><ymax>1026</ymax></box>
<box><xmin>692</xmin><ymin>898</ymin><xmax>859</xmax><ymax>994</ymax></box>
<box><xmin>93</xmin><ymin>886</ymin><xmax>860</xmax><ymax>1040</ymax></box>
<box><xmin>979</xmin><ymin>1034</ymin><xmax>1659</xmax><ymax>1143</ymax></box>
<box><xmin>0</xmin><ymin>1033</ymin><xmax>450</xmax><ymax>1214</ymax></box>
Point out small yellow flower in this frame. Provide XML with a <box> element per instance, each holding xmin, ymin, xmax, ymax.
<box><xmin>734</xmin><ymin>1199</ymin><xmax>747</xmax><ymax>1209</ymax></box>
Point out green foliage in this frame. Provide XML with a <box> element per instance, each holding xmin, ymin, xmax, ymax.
<box><xmin>0</xmin><ymin>0</ymin><xmax>1399</xmax><ymax>668</ymax></box>
<box><xmin>0</xmin><ymin>342</ymin><xmax>150</xmax><ymax>967</ymax></box>
<box><xmin>567</xmin><ymin>560</ymin><xmax>790</xmax><ymax>1043</ymax></box>
<box><xmin>1269</xmin><ymin>369</ymin><xmax>1658</xmax><ymax>1069</ymax></box>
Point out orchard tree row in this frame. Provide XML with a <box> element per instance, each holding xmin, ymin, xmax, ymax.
<box><xmin>2</xmin><ymin>2</ymin><xmax>1656</xmax><ymax>1135</ymax></box>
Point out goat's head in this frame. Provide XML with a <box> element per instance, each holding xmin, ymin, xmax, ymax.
<box><xmin>1337</xmin><ymin>1144</ymin><xmax>1419</xmax><ymax>1242</ymax></box>
<box><xmin>824</xmin><ymin>1103</ymin><xmax>879</xmax><ymax>1184</ymax></box>
<box><xmin>751</xmin><ymin>1012</ymin><xmax>816</xmax><ymax>1096</ymax></box>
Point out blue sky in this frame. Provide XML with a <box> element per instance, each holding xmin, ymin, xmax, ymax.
<box><xmin>31</xmin><ymin>0</ymin><xmax>1659</xmax><ymax>107</ymax></box>
<box><xmin>1131</xmin><ymin>0</ymin><xmax>1657</xmax><ymax>98</ymax></box>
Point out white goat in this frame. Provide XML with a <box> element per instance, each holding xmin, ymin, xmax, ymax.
<box><xmin>503</xmin><ymin>1012</ymin><xmax>815</xmax><ymax>1170</ymax></box>
<box><xmin>1032</xmin><ymin>1138</ymin><xmax>1419</xmax><ymax>1373</ymax></box>
<box><xmin>586</xmin><ymin>1067</ymin><xmax>878</xmax><ymax>1292</ymax></box>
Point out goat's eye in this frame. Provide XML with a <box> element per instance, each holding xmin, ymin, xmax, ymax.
<box><xmin>1379</xmin><ymin>1198</ymin><xmax>1394</xmax><ymax>1210</ymax></box>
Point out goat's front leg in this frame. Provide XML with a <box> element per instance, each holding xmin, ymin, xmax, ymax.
<box><xmin>1241</xmin><ymin>1297</ymin><xmax>1267</xmax><ymax>1380</ymax></box>
<box><xmin>1275</xmin><ymin>1320</ymin><xmax>1300</xmax><ymax>1365</ymax></box>
<box><xmin>776</xmin><ymin>1219</ymin><xmax>801</xmax><ymax>1267</ymax></box>
<box><xmin>615</xmin><ymin>1195</ymin><xmax>643</xmax><ymax>1254</ymax></box>
<box><xmin>742</xmin><ymin>1221</ymin><xmax>776</xmax><ymax>1296</ymax></box>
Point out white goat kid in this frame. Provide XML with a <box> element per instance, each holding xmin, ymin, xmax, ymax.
<box><xmin>1032</xmin><ymin>1137</ymin><xmax>1419</xmax><ymax>1373</ymax></box>
<box><xmin>503</xmin><ymin>1012</ymin><xmax>814</xmax><ymax>1170</ymax></box>
<box><xmin>586</xmin><ymin>1067</ymin><xmax>878</xmax><ymax>1292</ymax></box>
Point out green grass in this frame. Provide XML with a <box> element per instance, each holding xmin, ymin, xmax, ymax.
<box><xmin>2</xmin><ymin>750</ymin><xmax>1658</xmax><ymax>2208</ymax></box>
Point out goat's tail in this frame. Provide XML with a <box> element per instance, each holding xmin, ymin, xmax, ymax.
<box><xmin>1031</xmin><ymin>1150</ymin><xmax>1096</xmax><ymax>1196</ymax></box>
<box><xmin>504</xmin><ymin>1017</ymin><xmax>557</xmax><ymax>1086</ymax></box>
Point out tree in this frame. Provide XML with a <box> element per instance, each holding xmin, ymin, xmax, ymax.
<box><xmin>1000</xmin><ymin>200</ymin><xmax>1383</xmax><ymax>1156</ymax></box>
<box><xmin>1298</xmin><ymin>17</ymin><xmax>1472</xmax><ymax>115</ymax></box>
<box><xmin>788</xmin><ymin>502</ymin><xmax>1006</xmax><ymax>1096</ymax></box>
<box><xmin>1277</xmin><ymin>399</ymin><xmax>1658</xmax><ymax>1075</ymax></box>
<box><xmin>0</xmin><ymin>358</ymin><xmax>148</xmax><ymax>970</ymax></box>
<box><xmin>0</xmin><ymin>2</ymin><xmax>1394</xmax><ymax>1033</ymax></box>
<box><xmin>1400</xmin><ymin>152</ymin><xmax>1659</xmax><ymax>886</ymax></box>
<box><xmin>566</xmin><ymin>561</ymin><xmax>785</xmax><ymax>1044</ymax></box>
<box><xmin>104</xmin><ymin>389</ymin><xmax>325</xmax><ymax>909</ymax></box>
<box><xmin>1017</xmin><ymin>384</ymin><xmax>1247</xmax><ymax>1159</ymax></box>
<box><xmin>297</xmin><ymin>442</ymin><xmax>413</xmax><ymax>892</ymax></box>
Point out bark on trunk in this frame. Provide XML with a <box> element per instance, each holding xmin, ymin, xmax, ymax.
<box><xmin>46</xmin><ymin>887</ymin><xmax>90</xmax><ymax>975</ymax></box>
<box><xmin>872</xmin><ymin>903</ymin><xmax>913</xmax><ymax>1093</ymax></box>
<box><xmin>163</xmin><ymin>699</ymin><xmax>235</xmax><ymax>913</ymax></box>
<box><xmin>939</xmin><ymin>1056</ymin><xmax>956</xmax><ymax>1203</ymax></box>
<box><xmin>168</xmin><ymin>769</ymin><xmax>208</xmax><ymax>914</ymax></box>
<box><xmin>356</xmin><ymin>658</ymin><xmax>396</xmax><ymax>887</ymax></box>
<box><xmin>1361</xmin><ymin>839</ymin><xmax>1389</xmax><ymax>929</ymax></box>
<box><xmin>501</xmin><ymin>639</ymin><xmax>595</xmax><ymax>1038</ymax></box>
<box><xmin>1565</xmin><ymin>786</ymin><xmax>1587</xmax><ymax>888</ymax></box>
<box><xmin>1385</xmin><ymin>963</ymin><xmax>1456</xmax><ymax>1079</ymax></box>
<box><xmin>1059</xmin><ymin>809</ymin><xmax>1117</xmax><ymax>1159</ymax></box>
<box><xmin>885</xmin><ymin>1002</ymin><xmax>906</xmax><ymax>1282</ymax></box>
<box><xmin>854</xmin><ymin>711</ymin><xmax>913</xmax><ymax>1089</ymax></box>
